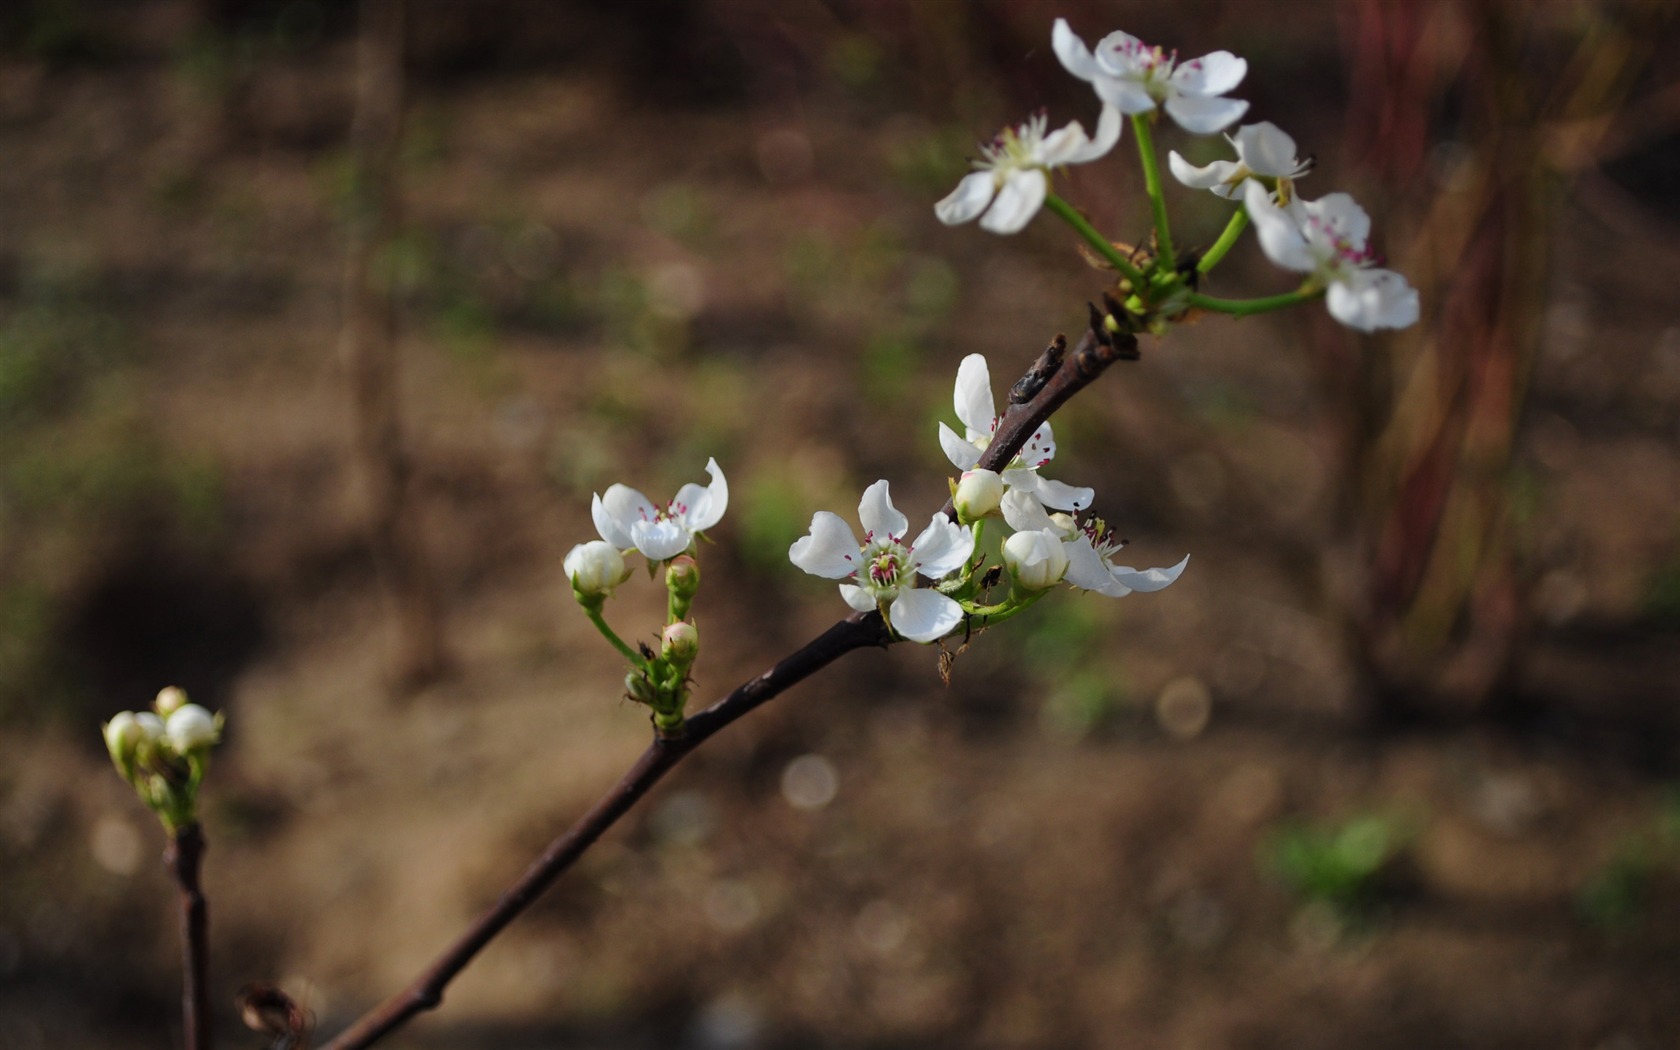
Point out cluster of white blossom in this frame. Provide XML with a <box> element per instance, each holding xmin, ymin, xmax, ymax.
<box><xmin>936</xmin><ymin>18</ymin><xmax>1418</xmax><ymax>333</ymax></box>
<box><xmin>789</xmin><ymin>355</ymin><xmax>1187</xmax><ymax>643</ymax></box>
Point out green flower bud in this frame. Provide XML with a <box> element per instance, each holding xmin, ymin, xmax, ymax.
<box><xmin>661</xmin><ymin>621</ymin><xmax>699</xmax><ymax>665</ymax></box>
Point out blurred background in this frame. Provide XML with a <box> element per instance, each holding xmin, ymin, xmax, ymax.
<box><xmin>3</xmin><ymin>0</ymin><xmax>1679</xmax><ymax>1047</ymax></box>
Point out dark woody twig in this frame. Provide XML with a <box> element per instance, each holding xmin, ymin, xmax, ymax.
<box><xmin>165</xmin><ymin>823</ymin><xmax>212</xmax><ymax>1050</ymax></box>
<box><xmin>318</xmin><ymin>321</ymin><xmax>1135</xmax><ymax>1050</ymax></box>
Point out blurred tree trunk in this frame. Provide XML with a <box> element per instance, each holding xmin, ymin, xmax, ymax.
<box><xmin>1331</xmin><ymin>0</ymin><xmax>1664</xmax><ymax>721</ymax></box>
<box><xmin>341</xmin><ymin>0</ymin><xmax>449</xmax><ymax>691</ymax></box>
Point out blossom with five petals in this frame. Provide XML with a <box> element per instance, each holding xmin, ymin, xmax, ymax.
<box><xmin>1243</xmin><ymin>181</ymin><xmax>1420</xmax><ymax>332</ymax></box>
<box><xmin>1168</xmin><ymin>121</ymin><xmax>1311</xmax><ymax>200</ymax></box>
<box><xmin>1052</xmin><ymin>18</ymin><xmax>1248</xmax><ymax>135</ymax></box>
<box><xmin>788</xmin><ymin>480</ymin><xmax>974</xmax><ymax>644</ymax></box>
<box><xmin>935</xmin><ymin>105</ymin><xmax>1121</xmax><ymax>235</ymax></box>
<box><xmin>1001</xmin><ymin>490</ymin><xmax>1189</xmax><ymax>598</ymax></box>
<box><xmin>592</xmin><ymin>458</ymin><xmax>728</xmax><ymax>562</ymax></box>
<box><xmin>938</xmin><ymin>354</ymin><xmax>1093</xmax><ymax>512</ymax></box>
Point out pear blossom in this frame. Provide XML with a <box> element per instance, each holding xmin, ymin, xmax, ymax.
<box><xmin>1168</xmin><ymin>121</ymin><xmax>1311</xmax><ymax>200</ymax></box>
<box><xmin>935</xmin><ymin>105</ymin><xmax>1121</xmax><ymax>235</ymax></box>
<box><xmin>1002</xmin><ymin>529</ymin><xmax>1070</xmax><ymax>591</ymax></box>
<box><xmin>1243</xmin><ymin>181</ymin><xmax>1420</xmax><ymax>332</ymax></box>
<box><xmin>788</xmin><ymin>480</ymin><xmax>974</xmax><ymax>644</ymax></box>
<box><xmin>592</xmin><ymin>457</ymin><xmax>728</xmax><ymax>562</ymax></box>
<box><xmin>1052</xmin><ymin>18</ymin><xmax>1248</xmax><ymax>135</ymax></box>
<box><xmin>1001</xmin><ymin>490</ymin><xmax>1188</xmax><ymax>598</ymax></box>
<box><xmin>938</xmin><ymin>354</ymin><xmax>1093</xmax><ymax>512</ymax></box>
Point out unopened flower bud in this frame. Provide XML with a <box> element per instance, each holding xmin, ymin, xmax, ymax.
<box><xmin>135</xmin><ymin>711</ymin><xmax>166</xmax><ymax>745</ymax></box>
<box><xmin>565</xmin><ymin>540</ymin><xmax>628</xmax><ymax>601</ymax></box>
<box><xmin>104</xmin><ymin>712</ymin><xmax>144</xmax><ymax>777</ymax></box>
<box><xmin>661</xmin><ymin>621</ymin><xmax>699</xmax><ymax>664</ymax></box>
<box><xmin>953</xmin><ymin>469</ymin><xmax>1004</xmax><ymax>523</ymax></box>
<box><xmin>1048</xmin><ymin>512</ymin><xmax>1077</xmax><ymax>537</ymax></box>
<box><xmin>665</xmin><ymin>555</ymin><xmax>700</xmax><ymax>600</ymax></box>
<box><xmin>154</xmin><ymin>685</ymin><xmax>189</xmax><ymax>717</ymax></box>
<box><xmin>1003</xmin><ymin>529</ymin><xmax>1069</xmax><ymax>591</ymax></box>
<box><xmin>166</xmin><ymin>704</ymin><xmax>220</xmax><ymax>754</ymax></box>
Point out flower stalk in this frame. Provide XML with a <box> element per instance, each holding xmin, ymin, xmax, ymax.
<box><xmin>1131</xmin><ymin>112</ymin><xmax>1177</xmax><ymax>271</ymax></box>
<box><xmin>1197</xmin><ymin>206</ymin><xmax>1250</xmax><ymax>273</ymax></box>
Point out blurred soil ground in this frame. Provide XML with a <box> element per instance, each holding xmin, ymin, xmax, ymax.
<box><xmin>2</xmin><ymin>2</ymin><xmax>1679</xmax><ymax>1048</ymax></box>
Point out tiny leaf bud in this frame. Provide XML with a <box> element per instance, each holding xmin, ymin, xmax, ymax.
<box><xmin>953</xmin><ymin>469</ymin><xmax>1004</xmax><ymax>523</ymax></box>
<box><xmin>624</xmin><ymin>670</ymin><xmax>658</xmax><ymax>707</ymax></box>
<box><xmin>565</xmin><ymin>540</ymin><xmax>629</xmax><ymax>601</ymax></box>
<box><xmin>1002</xmin><ymin>529</ymin><xmax>1069</xmax><ymax>591</ymax></box>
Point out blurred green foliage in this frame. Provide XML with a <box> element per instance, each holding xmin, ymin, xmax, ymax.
<box><xmin>1578</xmin><ymin>789</ymin><xmax>1680</xmax><ymax>930</ymax></box>
<box><xmin>1263</xmin><ymin>813</ymin><xmax>1414</xmax><ymax>922</ymax></box>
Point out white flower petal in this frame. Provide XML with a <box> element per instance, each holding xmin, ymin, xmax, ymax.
<box><xmin>683</xmin><ymin>457</ymin><xmax>728</xmax><ymax>531</ymax></box>
<box><xmin>1107</xmin><ymin>554</ymin><xmax>1190</xmax><ymax>593</ymax></box>
<box><xmin>789</xmin><ymin>512</ymin><xmax>862</xmax><ymax>579</ymax></box>
<box><xmin>591</xmin><ymin>490</ymin><xmax>638</xmax><ymax>549</ymax></box>
<box><xmin>1170</xmin><ymin>51</ymin><xmax>1247</xmax><ymax>97</ymax></box>
<box><xmin>631</xmin><ymin>519</ymin><xmax>690</xmax><ymax>561</ymax></box>
<box><xmin>1031</xmin><ymin>476</ymin><xmax>1096</xmax><ymax>512</ymax></box>
<box><xmin>1164</xmin><ymin>93</ymin><xmax>1248</xmax><ymax>135</ymax></box>
<box><xmin>1063</xmin><ymin>536</ymin><xmax>1124</xmax><ymax>595</ymax></box>
<box><xmin>1327</xmin><ymin>268</ymin><xmax>1419</xmax><ymax>332</ymax></box>
<box><xmin>1093</xmin><ymin>77</ymin><xmax>1157</xmax><ymax>115</ymax></box>
<box><xmin>1000</xmin><ymin>488</ymin><xmax>1057</xmax><ymax>533</ymax></box>
<box><xmin>1302</xmin><ymin>192</ymin><xmax>1372</xmax><ymax>249</ymax></box>
<box><xmin>979</xmin><ymin>169</ymin><xmax>1048</xmax><ymax>234</ymax></box>
<box><xmin>939</xmin><ymin>422</ymin><xmax>984</xmax><ymax>470</ymax></box>
<box><xmin>1245</xmin><ymin>180</ymin><xmax>1314</xmax><ymax>273</ymax></box>
<box><xmin>857</xmin><ymin>479</ymin><xmax>909</xmax><ymax>542</ymax></box>
<box><xmin>935</xmin><ymin>171</ymin><xmax>997</xmax><ymax>226</ymax></box>
<box><xmin>1233</xmin><ymin>122</ymin><xmax>1299</xmax><ymax>178</ymax></box>
<box><xmin>840</xmin><ymin>583</ymin><xmax>877</xmax><ymax>613</ymax></box>
<box><xmin>1091</xmin><ymin>30</ymin><xmax>1148</xmax><ymax>76</ymax></box>
<box><xmin>1169</xmin><ymin>151</ymin><xmax>1238</xmax><ymax>190</ymax></box>
<box><xmin>1042</xmin><ymin>105</ymin><xmax>1122</xmax><ymax>165</ymax></box>
<box><xmin>909</xmin><ymin>515</ymin><xmax>974</xmax><ymax>580</ymax></box>
<box><xmin>953</xmin><ymin>354</ymin><xmax>996</xmax><ymax>436</ymax></box>
<box><xmin>1051</xmin><ymin>18</ymin><xmax>1101</xmax><ymax>81</ymax></box>
<box><xmin>887</xmin><ymin>589</ymin><xmax>964</xmax><ymax>643</ymax></box>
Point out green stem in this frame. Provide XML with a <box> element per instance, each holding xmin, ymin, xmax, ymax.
<box><xmin>959</xmin><ymin>586</ymin><xmax>1050</xmax><ymax>628</ymax></box>
<box><xmin>1043</xmin><ymin>193</ymin><xmax>1146</xmax><ymax>287</ymax></box>
<box><xmin>1186</xmin><ymin>286</ymin><xmax>1324</xmax><ymax>318</ymax></box>
<box><xmin>586</xmin><ymin>607</ymin><xmax>649</xmax><ymax>670</ymax></box>
<box><xmin>1197</xmin><ymin>207</ymin><xmax>1249</xmax><ymax>274</ymax></box>
<box><xmin>1131</xmin><ymin>113</ymin><xmax>1175</xmax><ymax>273</ymax></box>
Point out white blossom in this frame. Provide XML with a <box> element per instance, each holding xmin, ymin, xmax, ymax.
<box><xmin>1168</xmin><ymin>121</ymin><xmax>1311</xmax><ymax>200</ymax></box>
<box><xmin>592</xmin><ymin>457</ymin><xmax>728</xmax><ymax>562</ymax></box>
<box><xmin>788</xmin><ymin>480</ymin><xmax>974</xmax><ymax>644</ymax></box>
<box><xmin>936</xmin><ymin>105</ymin><xmax>1121</xmax><ymax>234</ymax></box>
<box><xmin>938</xmin><ymin>354</ymin><xmax>1093</xmax><ymax>513</ymax></box>
<box><xmin>1001</xmin><ymin>490</ymin><xmax>1188</xmax><ymax>598</ymax></box>
<box><xmin>1243</xmin><ymin>181</ymin><xmax>1420</xmax><ymax>332</ymax></box>
<box><xmin>1053</xmin><ymin>18</ymin><xmax>1248</xmax><ymax>135</ymax></box>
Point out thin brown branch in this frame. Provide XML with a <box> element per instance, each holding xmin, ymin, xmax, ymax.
<box><xmin>166</xmin><ymin>822</ymin><xmax>212</xmax><ymax>1050</ymax></box>
<box><xmin>317</xmin><ymin>320</ymin><xmax>1134</xmax><ymax>1050</ymax></box>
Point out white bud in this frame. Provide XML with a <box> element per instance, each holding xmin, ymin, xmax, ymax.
<box><xmin>564</xmin><ymin>540</ymin><xmax>628</xmax><ymax>599</ymax></box>
<box><xmin>104</xmin><ymin>712</ymin><xmax>143</xmax><ymax>771</ymax></box>
<box><xmin>953</xmin><ymin>469</ymin><xmax>1004</xmax><ymax>523</ymax></box>
<box><xmin>1002</xmin><ymin>529</ymin><xmax>1069</xmax><ymax>591</ymax></box>
<box><xmin>165</xmin><ymin>704</ymin><xmax>220</xmax><ymax>754</ymax></box>
<box><xmin>1047</xmin><ymin>512</ymin><xmax>1077</xmax><ymax>537</ymax></box>
<box><xmin>154</xmin><ymin>685</ymin><xmax>189</xmax><ymax>717</ymax></box>
<box><xmin>134</xmin><ymin>711</ymin><xmax>166</xmax><ymax>744</ymax></box>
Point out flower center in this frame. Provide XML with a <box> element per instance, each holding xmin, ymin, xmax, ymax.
<box><xmin>1304</xmin><ymin>215</ymin><xmax>1379</xmax><ymax>271</ymax></box>
<box><xmin>1077</xmin><ymin>514</ymin><xmax>1127</xmax><ymax>560</ymax></box>
<box><xmin>859</xmin><ymin>538</ymin><xmax>910</xmax><ymax>597</ymax></box>
<box><xmin>980</xmin><ymin>110</ymin><xmax>1048</xmax><ymax>171</ymax></box>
